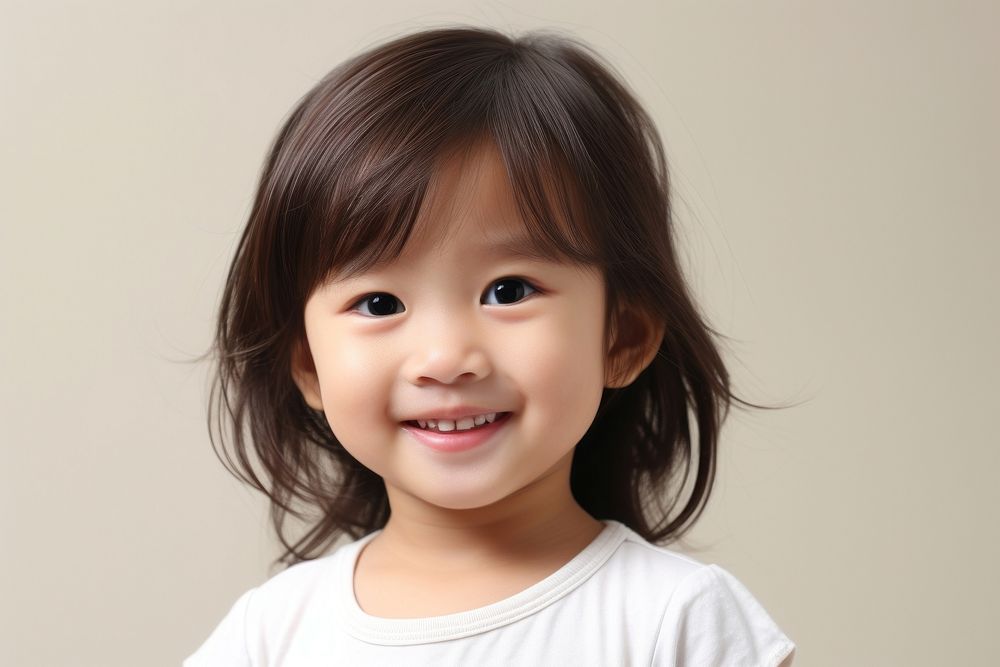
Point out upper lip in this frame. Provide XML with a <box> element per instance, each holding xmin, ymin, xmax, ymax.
<box><xmin>401</xmin><ymin>406</ymin><xmax>508</xmax><ymax>422</ymax></box>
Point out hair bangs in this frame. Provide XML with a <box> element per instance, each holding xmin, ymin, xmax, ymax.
<box><xmin>293</xmin><ymin>30</ymin><xmax>621</xmax><ymax>294</ymax></box>
<box><xmin>293</xmin><ymin>41</ymin><xmax>503</xmax><ymax>291</ymax></box>
<box><xmin>488</xmin><ymin>131</ymin><xmax>603</xmax><ymax>268</ymax></box>
<box><xmin>311</xmin><ymin>146</ymin><xmax>431</xmax><ymax>286</ymax></box>
<box><xmin>487</xmin><ymin>40</ymin><xmax>612</xmax><ymax>268</ymax></box>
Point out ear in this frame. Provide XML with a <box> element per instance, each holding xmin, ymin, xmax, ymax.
<box><xmin>604</xmin><ymin>306</ymin><xmax>665</xmax><ymax>389</ymax></box>
<box><xmin>290</xmin><ymin>336</ymin><xmax>324</xmax><ymax>411</ymax></box>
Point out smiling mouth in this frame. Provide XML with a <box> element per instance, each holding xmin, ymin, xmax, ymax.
<box><xmin>403</xmin><ymin>412</ymin><xmax>511</xmax><ymax>433</ymax></box>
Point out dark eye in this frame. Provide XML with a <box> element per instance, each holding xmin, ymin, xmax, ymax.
<box><xmin>352</xmin><ymin>293</ymin><xmax>404</xmax><ymax>317</ymax></box>
<box><xmin>482</xmin><ymin>278</ymin><xmax>538</xmax><ymax>306</ymax></box>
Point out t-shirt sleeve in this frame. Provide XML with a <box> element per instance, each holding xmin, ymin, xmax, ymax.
<box><xmin>651</xmin><ymin>564</ymin><xmax>796</xmax><ymax>667</ymax></box>
<box><xmin>182</xmin><ymin>588</ymin><xmax>256</xmax><ymax>667</ymax></box>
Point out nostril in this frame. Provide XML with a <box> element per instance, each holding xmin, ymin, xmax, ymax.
<box><xmin>415</xmin><ymin>372</ymin><xmax>482</xmax><ymax>386</ymax></box>
<box><xmin>406</xmin><ymin>349</ymin><xmax>493</xmax><ymax>387</ymax></box>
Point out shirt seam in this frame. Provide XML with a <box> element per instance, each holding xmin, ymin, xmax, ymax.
<box><xmin>646</xmin><ymin>561</ymin><xmax>713</xmax><ymax>666</ymax></box>
<box><xmin>648</xmin><ymin>564</ymin><xmax>795</xmax><ymax>667</ymax></box>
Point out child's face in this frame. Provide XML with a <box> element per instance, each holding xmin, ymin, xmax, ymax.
<box><xmin>295</xmin><ymin>142</ymin><xmax>610</xmax><ymax>515</ymax></box>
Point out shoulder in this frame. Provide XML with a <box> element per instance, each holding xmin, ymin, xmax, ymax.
<box><xmin>613</xmin><ymin>528</ymin><xmax>709</xmax><ymax>578</ymax></box>
<box><xmin>608</xmin><ymin>526</ymin><xmax>796</xmax><ymax>666</ymax></box>
<box><xmin>184</xmin><ymin>550</ymin><xmax>346</xmax><ymax>666</ymax></box>
<box><xmin>600</xmin><ymin>526</ymin><xmax>713</xmax><ymax>605</ymax></box>
<box><xmin>651</xmin><ymin>561</ymin><xmax>796</xmax><ymax>666</ymax></box>
<box><xmin>240</xmin><ymin>552</ymin><xmax>342</xmax><ymax>637</ymax></box>
<box><xmin>250</xmin><ymin>554</ymin><xmax>337</xmax><ymax>610</ymax></box>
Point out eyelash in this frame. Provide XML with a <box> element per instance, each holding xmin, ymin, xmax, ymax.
<box><xmin>482</xmin><ymin>277</ymin><xmax>540</xmax><ymax>306</ymax></box>
<box><xmin>349</xmin><ymin>277</ymin><xmax>541</xmax><ymax>317</ymax></box>
<box><xmin>350</xmin><ymin>293</ymin><xmax>402</xmax><ymax>318</ymax></box>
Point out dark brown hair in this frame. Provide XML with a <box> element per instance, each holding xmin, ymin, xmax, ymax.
<box><xmin>208</xmin><ymin>25</ymin><xmax>754</xmax><ymax>568</ymax></box>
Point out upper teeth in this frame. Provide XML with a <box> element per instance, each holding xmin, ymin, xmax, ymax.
<box><xmin>417</xmin><ymin>413</ymin><xmax>498</xmax><ymax>432</ymax></box>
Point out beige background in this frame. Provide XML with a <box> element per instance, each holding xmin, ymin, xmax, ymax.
<box><xmin>2</xmin><ymin>1</ymin><xmax>997</xmax><ymax>665</ymax></box>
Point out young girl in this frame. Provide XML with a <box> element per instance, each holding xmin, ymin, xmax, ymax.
<box><xmin>186</xmin><ymin>26</ymin><xmax>796</xmax><ymax>666</ymax></box>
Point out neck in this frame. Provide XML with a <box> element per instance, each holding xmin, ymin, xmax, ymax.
<box><xmin>370</xmin><ymin>456</ymin><xmax>604</xmax><ymax>576</ymax></box>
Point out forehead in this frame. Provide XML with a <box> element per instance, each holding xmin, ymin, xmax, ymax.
<box><xmin>318</xmin><ymin>135</ymin><xmax>598</xmax><ymax>287</ymax></box>
<box><xmin>406</xmin><ymin>138</ymin><xmax>534</xmax><ymax>251</ymax></box>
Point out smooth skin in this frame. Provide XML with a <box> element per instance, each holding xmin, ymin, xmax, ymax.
<box><xmin>292</xmin><ymin>139</ymin><xmax>662</xmax><ymax>617</ymax></box>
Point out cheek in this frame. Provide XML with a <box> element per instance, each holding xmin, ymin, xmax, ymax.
<box><xmin>504</xmin><ymin>300</ymin><xmax>607</xmax><ymax>431</ymax></box>
<box><xmin>311</xmin><ymin>334</ymin><xmax>393</xmax><ymax>448</ymax></box>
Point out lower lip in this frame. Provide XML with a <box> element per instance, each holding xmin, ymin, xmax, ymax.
<box><xmin>401</xmin><ymin>413</ymin><xmax>512</xmax><ymax>453</ymax></box>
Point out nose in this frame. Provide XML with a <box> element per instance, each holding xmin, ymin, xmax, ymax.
<box><xmin>401</xmin><ymin>315</ymin><xmax>493</xmax><ymax>386</ymax></box>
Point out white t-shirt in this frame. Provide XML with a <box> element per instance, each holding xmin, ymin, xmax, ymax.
<box><xmin>184</xmin><ymin>520</ymin><xmax>795</xmax><ymax>666</ymax></box>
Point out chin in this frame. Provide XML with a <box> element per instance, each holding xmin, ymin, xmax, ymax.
<box><xmin>421</xmin><ymin>489</ymin><xmax>506</xmax><ymax>512</ymax></box>
<box><xmin>393</xmin><ymin>479</ymin><xmax>513</xmax><ymax>512</ymax></box>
